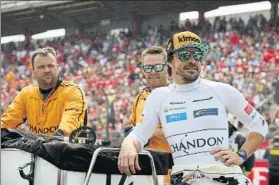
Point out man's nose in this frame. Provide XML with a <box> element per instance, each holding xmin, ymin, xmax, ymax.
<box><xmin>44</xmin><ymin>66</ymin><xmax>51</xmax><ymax>72</ymax></box>
<box><xmin>188</xmin><ymin>56</ymin><xmax>196</xmax><ymax>64</ymax></box>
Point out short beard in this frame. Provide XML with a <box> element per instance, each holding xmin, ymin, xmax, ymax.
<box><xmin>181</xmin><ymin>74</ymin><xmax>199</xmax><ymax>83</ymax></box>
<box><xmin>176</xmin><ymin>68</ymin><xmax>199</xmax><ymax>84</ymax></box>
<box><xmin>38</xmin><ymin>76</ymin><xmax>58</xmax><ymax>89</ymax></box>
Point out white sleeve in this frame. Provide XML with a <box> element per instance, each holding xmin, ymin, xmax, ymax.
<box><xmin>218</xmin><ymin>84</ymin><xmax>268</xmax><ymax>138</ymax></box>
<box><xmin>128</xmin><ymin>89</ymin><xmax>163</xmax><ymax>149</ymax></box>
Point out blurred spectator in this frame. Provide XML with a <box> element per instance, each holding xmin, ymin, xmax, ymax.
<box><xmin>263</xmin><ymin>136</ymin><xmax>279</xmax><ymax>185</ymax></box>
<box><xmin>272</xmin><ymin>77</ymin><xmax>279</xmax><ymax>105</ymax></box>
<box><xmin>265</xmin><ymin>112</ymin><xmax>273</xmax><ymax>126</ymax></box>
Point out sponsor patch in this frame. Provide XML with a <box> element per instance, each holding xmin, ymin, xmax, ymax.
<box><xmin>244</xmin><ymin>103</ymin><xmax>254</xmax><ymax>115</ymax></box>
<box><xmin>260</xmin><ymin>117</ymin><xmax>266</xmax><ymax>126</ymax></box>
<box><xmin>170</xmin><ymin>101</ymin><xmax>186</xmax><ymax>105</ymax></box>
<box><xmin>171</xmin><ymin>107</ymin><xmax>186</xmax><ymax>111</ymax></box>
<box><xmin>65</xmin><ymin>108</ymin><xmax>80</xmax><ymax>112</ymax></box>
<box><xmin>193</xmin><ymin>108</ymin><xmax>218</xmax><ymax>118</ymax></box>
<box><xmin>251</xmin><ymin>111</ymin><xmax>257</xmax><ymax>120</ymax></box>
<box><xmin>164</xmin><ymin>106</ymin><xmax>186</xmax><ymax>113</ymax></box>
<box><xmin>192</xmin><ymin>97</ymin><xmax>213</xmax><ymax>102</ymax></box>
<box><xmin>166</xmin><ymin>113</ymin><xmax>187</xmax><ymax>123</ymax></box>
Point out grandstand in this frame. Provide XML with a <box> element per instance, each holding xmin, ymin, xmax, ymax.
<box><xmin>1</xmin><ymin>1</ymin><xmax>279</xmax><ymax>184</ymax></box>
<box><xmin>2</xmin><ymin>1</ymin><xmax>272</xmax><ymax>36</ymax></box>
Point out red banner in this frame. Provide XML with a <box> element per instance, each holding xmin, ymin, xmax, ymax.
<box><xmin>248</xmin><ymin>160</ymin><xmax>268</xmax><ymax>185</ymax></box>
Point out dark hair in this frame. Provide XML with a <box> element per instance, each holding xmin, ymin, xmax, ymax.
<box><xmin>166</xmin><ymin>39</ymin><xmax>174</xmax><ymax>76</ymax></box>
<box><xmin>166</xmin><ymin>38</ymin><xmax>174</xmax><ymax>63</ymax></box>
<box><xmin>167</xmin><ymin>65</ymin><xmax>172</xmax><ymax>76</ymax></box>
<box><xmin>31</xmin><ymin>46</ymin><xmax>57</xmax><ymax>69</ymax></box>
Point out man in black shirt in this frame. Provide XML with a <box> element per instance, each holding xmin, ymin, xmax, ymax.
<box><xmin>263</xmin><ymin>136</ymin><xmax>279</xmax><ymax>185</ymax></box>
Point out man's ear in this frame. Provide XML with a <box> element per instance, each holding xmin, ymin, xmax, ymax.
<box><xmin>168</xmin><ymin>62</ymin><xmax>173</xmax><ymax>69</ymax></box>
<box><xmin>167</xmin><ymin>62</ymin><xmax>172</xmax><ymax>76</ymax></box>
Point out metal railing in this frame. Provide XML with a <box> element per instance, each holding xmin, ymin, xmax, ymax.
<box><xmin>83</xmin><ymin>147</ymin><xmax>159</xmax><ymax>185</ymax></box>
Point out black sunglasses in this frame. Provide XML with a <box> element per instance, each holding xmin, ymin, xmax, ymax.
<box><xmin>142</xmin><ymin>64</ymin><xmax>167</xmax><ymax>73</ymax></box>
<box><xmin>177</xmin><ymin>50</ymin><xmax>204</xmax><ymax>62</ymax></box>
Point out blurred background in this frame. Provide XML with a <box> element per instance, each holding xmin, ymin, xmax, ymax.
<box><xmin>1</xmin><ymin>1</ymin><xmax>279</xmax><ymax>183</ymax></box>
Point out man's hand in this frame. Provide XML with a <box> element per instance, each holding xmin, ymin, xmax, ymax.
<box><xmin>118</xmin><ymin>141</ymin><xmax>141</xmax><ymax>176</ymax></box>
<box><xmin>211</xmin><ymin>147</ymin><xmax>244</xmax><ymax>166</ymax></box>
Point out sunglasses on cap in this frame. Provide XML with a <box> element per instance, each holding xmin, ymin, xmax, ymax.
<box><xmin>176</xmin><ymin>50</ymin><xmax>204</xmax><ymax>62</ymax></box>
<box><xmin>142</xmin><ymin>64</ymin><xmax>167</xmax><ymax>73</ymax></box>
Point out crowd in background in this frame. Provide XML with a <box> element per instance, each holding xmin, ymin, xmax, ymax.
<box><xmin>1</xmin><ymin>14</ymin><xmax>279</xmax><ymax>141</ymax></box>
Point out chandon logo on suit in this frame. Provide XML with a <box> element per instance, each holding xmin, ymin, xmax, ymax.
<box><xmin>169</xmin><ymin>130</ymin><xmax>226</xmax><ymax>159</ymax></box>
<box><xmin>29</xmin><ymin>125</ymin><xmax>58</xmax><ymax>134</ymax></box>
<box><xmin>171</xmin><ymin>135</ymin><xmax>224</xmax><ymax>154</ymax></box>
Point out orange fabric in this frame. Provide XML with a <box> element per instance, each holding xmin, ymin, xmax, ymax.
<box><xmin>164</xmin><ymin>169</ymin><xmax>172</xmax><ymax>185</ymax></box>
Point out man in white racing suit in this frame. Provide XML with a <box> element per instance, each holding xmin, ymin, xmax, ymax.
<box><xmin>118</xmin><ymin>31</ymin><xmax>268</xmax><ymax>185</ymax></box>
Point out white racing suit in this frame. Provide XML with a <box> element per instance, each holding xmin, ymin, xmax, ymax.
<box><xmin>128</xmin><ymin>78</ymin><xmax>268</xmax><ymax>185</ymax></box>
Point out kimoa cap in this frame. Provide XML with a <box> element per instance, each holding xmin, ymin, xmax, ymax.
<box><xmin>166</xmin><ymin>31</ymin><xmax>210</xmax><ymax>55</ymax></box>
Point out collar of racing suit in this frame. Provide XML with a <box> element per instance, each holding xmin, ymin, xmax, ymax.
<box><xmin>38</xmin><ymin>78</ymin><xmax>63</xmax><ymax>100</ymax></box>
<box><xmin>173</xmin><ymin>77</ymin><xmax>202</xmax><ymax>92</ymax></box>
